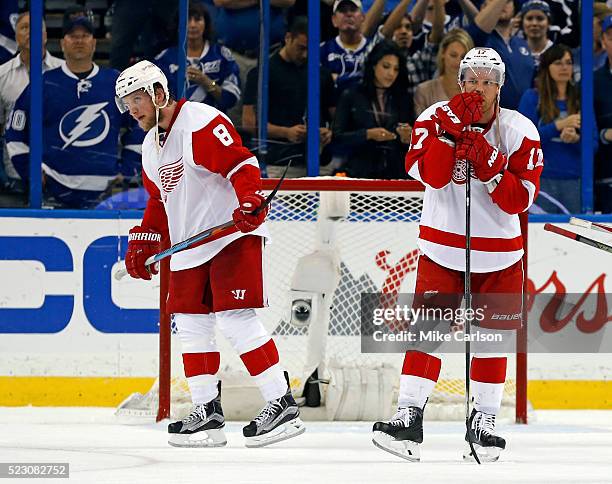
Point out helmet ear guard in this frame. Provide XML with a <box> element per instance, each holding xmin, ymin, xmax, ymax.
<box><xmin>115</xmin><ymin>60</ymin><xmax>170</xmax><ymax>113</ymax></box>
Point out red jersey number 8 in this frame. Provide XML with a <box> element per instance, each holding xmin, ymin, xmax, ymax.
<box><xmin>213</xmin><ymin>123</ymin><xmax>234</xmax><ymax>146</ymax></box>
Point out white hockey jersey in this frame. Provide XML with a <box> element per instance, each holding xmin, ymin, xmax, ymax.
<box><xmin>141</xmin><ymin>99</ymin><xmax>269</xmax><ymax>271</ymax></box>
<box><xmin>406</xmin><ymin>101</ymin><xmax>543</xmax><ymax>273</ymax></box>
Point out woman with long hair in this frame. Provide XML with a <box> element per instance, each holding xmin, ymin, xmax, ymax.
<box><xmin>333</xmin><ymin>40</ymin><xmax>415</xmax><ymax>179</ymax></box>
<box><xmin>413</xmin><ymin>29</ymin><xmax>474</xmax><ymax>116</ymax></box>
<box><xmin>518</xmin><ymin>44</ymin><xmax>597</xmax><ymax>213</ymax></box>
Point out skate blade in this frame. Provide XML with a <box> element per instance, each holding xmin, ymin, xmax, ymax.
<box><xmin>168</xmin><ymin>428</ymin><xmax>227</xmax><ymax>448</ymax></box>
<box><xmin>244</xmin><ymin>417</ymin><xmax>306</xmax><ymax>448</ymax></box>
<box><xmin>372</xmin><ymin>431</ymin><xmax>420</xmax><ymax>462</ymax></box>
<box><xmin>463</xmin><ymin>443</ymin><xmax>501</xmax><ymax>463</ymax></box>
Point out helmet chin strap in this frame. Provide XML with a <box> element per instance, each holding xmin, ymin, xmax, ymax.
<box><xmin>155</xmin><ymin>106</ymin><xmax>161</xmax><ymax>151</ymax></box>
<box><xmin>494</xmin><ymin>91</ymin><xmax>501</xmax><ymax>149</ymax></box>
<box><xmin>152</xmin><ymin>93</ymin><xmax>169</xmax><ymax>151</ymax></box>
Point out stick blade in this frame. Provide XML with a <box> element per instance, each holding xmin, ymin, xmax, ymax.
<box><xmin>114</xmin><ymin>267</ymin><xmax>128</xmax><ymax>281</ymax></box>
<box><xmin>569</xmin><ymin>217</ymin><xmax>591</xmax><ymax>229</ymax></box>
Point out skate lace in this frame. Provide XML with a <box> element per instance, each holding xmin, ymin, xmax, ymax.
<box><xmin>473</xmin><ymin>412</ymin><xmax>496</xmax><ymax>437</ymax></box>
<box><xmin>254</xmin><ymin>400</ymin><xmax>283</xmax><ymax>426</ymax></box>
<box><xmin>182</xmin><ymin>403</ymin><xmax>209</xmax><ymax>424</ymax></box>
<box><xmin>390</xmin><ymin>407</ymin><xmax>416</xmax><ymax>427</ymax></box>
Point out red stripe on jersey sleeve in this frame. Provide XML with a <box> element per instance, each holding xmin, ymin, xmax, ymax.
<box><xmin>191</xmin><ymin>114</ymin><xmax>254</xmax><ymax>178</ymax></box>
<box><xmin>490</xmin><ymin>137</ymin><xmax>543</xmax><ymax>214</ymax></box>
<box><xmin>405</xmin><ymin>119</ymin><xmax>455</xmax><ymax>189</ymax></box>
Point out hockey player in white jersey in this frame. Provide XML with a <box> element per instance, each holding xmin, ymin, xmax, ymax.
<box><xmin>372</xmin><ymin>48</ymin><xmax>543</xmax><ymax>462</ymax></box>
<box><xmin>115</xmin><ymin>60</ymin><xmax>304</xmax><ymax>448</ymax></box>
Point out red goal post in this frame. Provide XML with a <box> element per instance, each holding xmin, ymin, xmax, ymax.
<box><xmin>154</xmin><ymin>177</ymin><xmax>528</xmax><ymax>423</ymax></box>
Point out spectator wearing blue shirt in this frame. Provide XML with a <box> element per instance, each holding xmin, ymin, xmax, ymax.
<box><xmin>572</xmin><ymin>3</ymin><xmax>612</xmax><ymax>82</ymax></box>
<box><xmin>320</xmin><ymin>0</ymin><xmax>411</xmax><ymax>96</ymax></box>
<box><xmin>155</xmin><ymin>3</ymin><xmax>241</xmax><ymax>114</ymax></box>
<box><xmin>594</xmin><ymin>15</ymin><xmax>612</xmax><ymax>214</ymax></box>
<box><xmin>518</xmin><ymin>45</ymin><xmax>597</xmax><ymax>214</ymax></box>
<box><xmin>466</xmin><ymin>0</ymin><xmax>535</xmax><ymax>110</ymax></box>
<box><xmin>362</xmin><ymin>0</ymin><xmax>402</xmax><ymax>15</ymax></box>
<box><xmin>213</xmin><ymin>0</ymin><xmax>294</xmax><ymax>55</ymax></box>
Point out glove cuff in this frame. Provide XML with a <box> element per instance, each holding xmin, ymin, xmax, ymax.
<box><xmin>484</xmin><ymin>171</ymin><xmax>504</xmax><ymax>194</ymax></box>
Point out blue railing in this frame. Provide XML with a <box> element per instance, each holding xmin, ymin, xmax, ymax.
<box><xmin>580</xmin><ymin>0</ymin><xmax>594</xmax><ymax>213</ymax></box>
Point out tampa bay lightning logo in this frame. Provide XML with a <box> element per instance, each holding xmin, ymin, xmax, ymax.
<box><xmin>59</xmin><ymin>102</ymin><xmax>110</xmax><ymax>149</ymax></box>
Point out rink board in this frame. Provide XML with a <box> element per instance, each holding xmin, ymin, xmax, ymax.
<box><xmin>0</xmin><ymin>213</ymin><xmax>611</xmax><ymax>409</ymax></box>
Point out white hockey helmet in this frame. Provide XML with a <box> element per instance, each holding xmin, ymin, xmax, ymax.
<box><xmin>459</xmin><ymin>47</ymin><xmax>505</xmax><ymax>86</ymax></box>
<box><xmin>115</xmin><ymin>60</ymin><xmax>170</xmax><ymax>113</ymax></box>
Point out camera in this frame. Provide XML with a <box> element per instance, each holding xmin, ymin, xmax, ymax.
<box><xmin>290</xmin><ymin>296</ymin><xmax>314</xmax><ymax>328</ymax></box>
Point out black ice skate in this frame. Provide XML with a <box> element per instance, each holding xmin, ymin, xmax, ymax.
<box><xmin>167</xmin><ymin>383</ymin><xmax>226</xmax><ymax>448</ymax></box>
<box><xmin>243</xmin><ymin>372</ymin><xmax>305</xmax><ymax>448</ymax></box>
<box><xmin>372</xmin><ymin>406</ymin><xmax>423</xmax><ymax>462</ymax></box>
<box><xmin>463</xmin><ymin>408</ymin><xmax>506</xmax><ymax>462</ymax></box>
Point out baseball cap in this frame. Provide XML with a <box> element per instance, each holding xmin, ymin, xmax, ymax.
<box><xmin>520</xmin><ymin>0</ymin><xmax>551</xmax><ymax>17</ymax></box>
<box><xmin>603</xmin><ymin>15</ymin><xmax>612</xmax><ymax>34</ymax></box>
<box><xmin>333</xmin><ymin>0</ymin><xmax>363</xmax><ymax>13</ymax></box>
<box><xmin>62</xmin><ymin>6</ymin><xmax>95</xmax><ymax>36</ymax></box>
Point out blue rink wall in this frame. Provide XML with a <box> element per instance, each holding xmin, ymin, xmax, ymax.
<box><xmin>0</xmin><ymin>210</ymin><xmax>611</xmax><ymax>409</ymax></box>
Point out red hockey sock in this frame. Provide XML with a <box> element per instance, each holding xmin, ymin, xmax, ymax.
<box><xmin>240</xmin><ymin>339</ymin><xmax>286</xmax><ymax>401</ymax></box>
<box><xmin>182</xmin><ymin>352</ymin><xmax>220</xmax><ymax>377</ymax></box>
<box><xmin>240</xmin><ymin>339</ymin><xmax>280</xmax><ymax>376</ymax></box>
<box><xmin>401</xmin><ymin>351</ymin><xmax>442</xmax><ymax>381</ymax></box>
<box><xmin>182</xmin><ymin>352</ymin><xmax>221</xmax><ymax>404</ymax></box>
<box><xmin>398</xmin><ymin>351</ymin><xmax>442</xmax><ymax>409</ymax></box>
<box><xmin>470</xmin><ymin>356</ymin><xmax>507</xmax><ymax>415</ymax></box>
<box><xmin>470</xmin><ymin>356</ymin><xmax>507</xmax><ymax>383</ymax></box>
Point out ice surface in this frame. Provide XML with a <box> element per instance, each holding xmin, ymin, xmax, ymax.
<box><xmin>1</xmin><ymin>408</ymin><xmax>611</xmax><ymax>483</ymax></box>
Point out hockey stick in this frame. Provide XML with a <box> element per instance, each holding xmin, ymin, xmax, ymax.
<box><xmin>569</xmin><ymin>217</ymin><xmax>612</xmax><ymax>235</ymax></box>
<box><xmin>114</xmin><ymin>164</ymin><xmax>290</xmax><ymax>281</ymax></box>
<box><xmin>544</xmin><ymin>223</ymin><xmax>612</xmax><ymax>254</ymax></box>
<box><xmin>464</xmin><ymin>159</ymin><xmax>481</xmax><ymax>465</ymax></box>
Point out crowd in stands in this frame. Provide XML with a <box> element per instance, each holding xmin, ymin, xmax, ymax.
<box><xmin>0</xmin><ymin>0</ymin><xmax>609</xmax><ymax>214</ymax></box>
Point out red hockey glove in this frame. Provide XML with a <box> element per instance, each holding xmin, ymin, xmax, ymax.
<box><xmin>126</xmin><ymin>226</ymin><xmax>161</xmax><ymax>280</ymax></box>
<box><xmin>431</xmin><ymin>92</ymin><xmax>483</xmax><ymax>138</ymax></box>
<box><xmin>456</xmin><ymin>131</ymin><xmax>506</xmax><ymax>182</ymax></box>
<box><xmin>232</xmin><ymin>192</ymin><xmax>268</xmax><ymax>233</ymax></box>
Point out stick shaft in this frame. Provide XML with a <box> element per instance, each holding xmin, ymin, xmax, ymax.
<box><xmin>114</xmin><ymin>163</ymin><xmax>291</xmax><ymax>281</ymax></box>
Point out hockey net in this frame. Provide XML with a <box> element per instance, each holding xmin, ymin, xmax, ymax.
<box><xmin>116</xmin><ymin>178</ymin><xmax>528</xmax><ymax>423</ymax></box>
